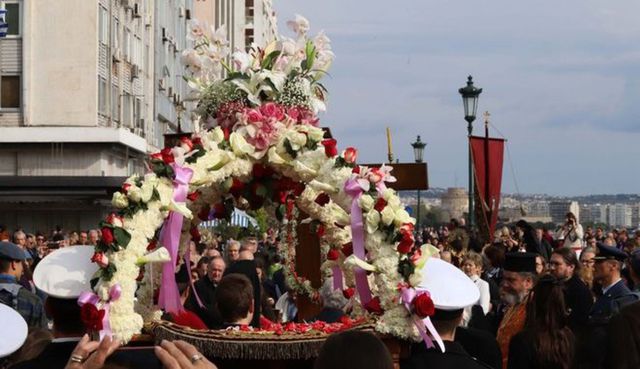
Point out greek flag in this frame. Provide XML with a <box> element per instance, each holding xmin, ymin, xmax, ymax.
<box><xmin>0</xmin><ymin>1</ymin><xmax>7</xmax><ymax>38</ymax></box>
<box><xmin>201</xmin><ymin>208</ymin><xmax>258</xmax><ymax>229</ymax></box>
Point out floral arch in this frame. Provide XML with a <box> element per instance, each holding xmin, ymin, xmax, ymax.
<box><xmin>86</xmin><ymin>15</ymin><xmax>437</xmax><ymax>346</ymax></box>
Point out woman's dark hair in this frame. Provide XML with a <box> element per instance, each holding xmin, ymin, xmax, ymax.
<box><xmin>314</xmin><ymin>331</ymin><xmax>393</xmax><ymax>369</ymax></box>
<box><xmin>484</xmin><ymin>244</ymin><xmax>506</xmax><ymax>268</ymax></box>
<box><xmin>525</xmin><ymin>275</ymin><xmax>574</xmax><ymax>369</ymax></box>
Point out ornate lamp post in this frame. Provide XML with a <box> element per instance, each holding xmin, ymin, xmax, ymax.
<box><xmin>458</xmin><ymin>76</ymin><xmax>482</xmax><ymax>229</ymax></box>
<box><xmin>411</xmin><ymin>135</ymin><xmax>426</xmax><ymax>229</ymax></box>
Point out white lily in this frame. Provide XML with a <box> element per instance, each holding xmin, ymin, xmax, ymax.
<box><xmin>344</xmin><ymin>255</ymin><xmax>376</xmax><ymax>272</ymax></box>
<box><xmin>136</xmin><ymin>247</ymin><xmax>171</xmax><ymax>266</ymax></box>
<box><xmin>167</xmin><ymin>200</ymin><xmax>193</xmax><ymax>219</ymax></box>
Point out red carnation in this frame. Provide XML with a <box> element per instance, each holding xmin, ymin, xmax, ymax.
<box><xmin>315</xmin><ymin>193</ymin><xmax>331</xmax><ymax>206</ymax></box>
<box><xmin>101</xmin><ymin>227</ymin><xmax>114</xmax><ymax>245</ymax></box>
<box><xmin>327</xmin><ymin>249</ymin><xmax>340</xmax><ymax>261</ymax></box>
<box><xmin>352</xmin><ymin>166</ymin><xmax>361</xmax><ymax>174</ymax></box>
<box><xmin>179</xmin><ymin>137</ymin><xmax>194</xmax><ymax>152</ymax></box>
<box><xmin>316</xmin><ymin>224</ymin><xmax>325</xmax><ymax>237</ymax></box>
<box><xmin>397</xmin><ymin>238</ymin><xmax>413</xmax><ymax>254</ymax></box>
<box><xmin>192</xmin><ymin>136</ymin><xmax>203</xmax><ymax>147</ymax></box>
<box><xmin>364</xmin><ymin>297</ymin><xmax>384</xmax><ymax>315</ymax></box>
<box><xmin>343</xmin><ymin>147</ymin><xmax>358</xmax><ymax>164</ymax></box>
<box><xmin>150</xmin><ymin>152</ymin><xmax>163</xmax><ymax>161</ymax></box>
<box><xmin>252</xmin><ymin>163</ymin><xmax>273</xmax><ymax>179</ymax></box>
<box><xmin>413</xmin><ymin>293</ymin><xmax>435</xmax><ymax>318</ymax></box>
<box><xmin>374</xmin><ymin>198</ymin><xmax>387</xmax><ymax>212</ymax></box>
<box><xmin>342</xmin><ymin>242</ymin><xmax>353</xmax><ymax>257</ymax></box>
<box><xmin>342</xmin><ymin>288</ymin><xmax>355</xmax><ymax>299</ymax></box>
<box><xmin>321</xmin><ymin>139</ymin><xmax>338</xmax><ymax>157</ymax></box>
<box><xmin>80</xmin><ymin>304</ymin><xmax>106</xmax><ymax>331</ymax></box>
<box><xmin>229</xmin><ymin>178</ymin><xmax>245</xmax><ymax>197</ymax></box>
<box><xmin>187</xmin><ymin>191</ymin><xmax>200</xmax><ymax>202</ymax></box>
<box><xmin>90</xmin><ymin>252</ymin><xmax>109</xmax><ymax>268</ymax></box>
<box><xmin>121</xmin><ymin>183</ymin><xmax>132</xmax><ymax>194</ymax></box>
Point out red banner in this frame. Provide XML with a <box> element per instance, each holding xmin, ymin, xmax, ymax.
<box><xmin>470</xmin><ymin>136</ymin><xmax>505</xmax><ymax>242</ymax></box>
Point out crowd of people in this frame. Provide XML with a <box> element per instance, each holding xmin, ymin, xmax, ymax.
<box><xmin>1</xmin><ymin>211</ymin><xmax>640</xmax><ymax>369</ymax></box>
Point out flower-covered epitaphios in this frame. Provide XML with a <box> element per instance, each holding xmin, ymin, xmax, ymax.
<box><xmin>85</xmin><ymin>15</ymin><xmax>434</xmax><ymax>344</ymax></box>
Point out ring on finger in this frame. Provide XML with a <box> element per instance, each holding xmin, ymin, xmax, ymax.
<box><xmin>70</xmin><ymin>354</ymin><xmax>85</xmax><ymax>363</ymax></box>
<box><xmin>190</xmin><ymin>354</ymin><xmax>203</xmax><ymax>364</ymax></box>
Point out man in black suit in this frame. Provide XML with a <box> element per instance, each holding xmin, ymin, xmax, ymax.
<box><xmin>184</xmin><ymin>256</ymin><xmax>225</xmax><ymax>328</ymax></box>
<box><xmin>224</xmin><ymin>249</ymin><xmax>261</xmax><ymax>328</ymax></box>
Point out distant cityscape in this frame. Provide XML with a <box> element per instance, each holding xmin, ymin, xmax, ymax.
<box><xmin>400</xmin><ymin>188</ymin><xmax>640</xmax><ymax>228</ymax></box>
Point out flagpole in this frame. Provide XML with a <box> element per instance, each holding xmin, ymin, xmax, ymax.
<box><xmin>484</xmin><ymin>112</ymin><xmax>491</xmax><ymax>240</ymax></box>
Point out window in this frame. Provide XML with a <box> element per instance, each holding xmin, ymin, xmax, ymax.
<box><xmin>124</xmin><ymin>29</ymin><xmax>131</xmax><ymax>61</ymax></box>
<box><xmin>98</xmin><ymin>77</ymin><xmax>107</xmax><ymax>114</ymax></box>
<box><xmin>111</xmin><ymin>85</ymin><xmax>120</xmax><ymax>121</ymax></box>
<box><xmin>98</xmin><ymin>6</ymin><xmax>108</xmax><ymax>44</ymax></box>
<box><xmin>1</xmin><ymin>75</ymin><xmax>21</xmax><ymax>108</ymax></box>
<box><xmin>123</xmin><ymin>92</ymin><xmax>132</xmax><ymax>127</ymax></box>
<box><xmin>113</xmin><ymin>19</ymin><xmax>120</xmax><ymax>50</ymax></box>
<box><xmin>134</xmin><ymin>98</ymin><xmax>142</xmax><ymax>128</ymax></box>
<box><xmin>5</xmin><ymin>2</ymin><xmax>21</xmax><ymax>37</ymax></box>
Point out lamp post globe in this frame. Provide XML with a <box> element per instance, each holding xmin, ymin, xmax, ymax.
<box><xmin>411</xmin><ymin>135</ymin><xmax>426</xmax><ymax>163</ymax></box>
<box><xmin>458</xmin><ymin>76</ymin><xmax>482</xmax><ymax>230</ymax></box>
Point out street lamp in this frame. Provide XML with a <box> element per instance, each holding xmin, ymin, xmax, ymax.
<box><xmin>411</xmin><ymin>135</ymin><xmax>426</xmax><ymax>229</ymax></box>
<box><xmin>458</xmin><ymin>76</ymin><xmax>482</xmax><ymax>230</ymax></box>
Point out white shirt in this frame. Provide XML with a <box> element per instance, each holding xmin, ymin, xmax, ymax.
<box><xmin>461</xmin><ymin>275</ymin><xmax>491</xmax><ymax>326</ymax></box>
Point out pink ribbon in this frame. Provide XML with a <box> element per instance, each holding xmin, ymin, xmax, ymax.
<box><xmin>184</xmin><ymin>250</ymin><xmax>204</xmax><ymax>308</ymax></box>
<box><xmin>401</xmin><ymin>287</ymin><xmax>445</xmax><ymax>352</ymax></box>
<box><xmin>158</xmin><ymin>163</ymin><xmax>193</xmax><ymax>313</ymax></box>
<box><xmin>344</xmin><ymin>179</ymin><xmax>372</xmax><ymax>305</ymax></box>
<box><xmin>78</xmin><ymin>284</ymin><xmax>122</xmax><ymax>340</ymax></box>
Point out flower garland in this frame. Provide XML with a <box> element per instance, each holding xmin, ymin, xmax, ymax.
<box><xmin>85</xmin><ymin>15</ymin><xmax>436</xmax><ymax>344</ymax></box>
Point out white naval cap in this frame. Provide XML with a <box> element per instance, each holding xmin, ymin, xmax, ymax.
<box><xmin>0</xmin><ymin>303</ymin><xmax>28</xmax><ymax>358</ymax></box>
<box><xmin>418</xmin><ymin>257</ymin><xmax>480</xmax><ymax>311</ymax></box>
<box><xmin>33</xmin><ymin>246</ymin><xmax>99</xmax><ymax>299</ymax></box>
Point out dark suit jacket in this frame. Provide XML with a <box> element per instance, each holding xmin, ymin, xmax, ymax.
<box><xmin>564</xmin><ymin>274</ymin><xmax>593</xmax><ymax>331</ymax></box>
<box><xmin>456</xmin><ymin>326</ymin><xmax>502</xmax><ymax>369</ymax></box>
<box><xmin>184</xmin><ymin>276</ymin><xmax>221</xmax><ymax>329</ymax></box>
<box><xmin>11</xmin><ymin>341</ymin><xmax>77</xmax><ymax>369</ymax></box>
<box><xmin>589</xmin><ymin>279</ymin><xmax>631</xmax><ymax>322</ymax></box>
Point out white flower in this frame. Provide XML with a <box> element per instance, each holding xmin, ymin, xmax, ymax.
<box><xmin>268</xmin><ymin>147</ymin><xmax>286</xmax><ymax>164</ymax></box>
<box><xmin>380</xmin><ymin>206</ymin><xmax>395</xmax><ymax>226</ymax></box>
<box><xmin>127</xmin><ymin>185</ymin><xmax>143</xmax><ymax>203</ymax></box>
<box><xmin>358</xmin><ymin>194</ymin><xmax>374</xmax><ymax>212</ymax></box>
<box><xmin>365</xmin><ymin>211</ymin><xmax>381</xmax><ymax>234</ymax></box>
<box><xmin>229</xmin><ymin>132</ymin><xmax>255</xmax><ymax>156</ymax></box>
<box><xmin>210</xmin><ymin>25</ymin><xmax>228</xmax><ymax>47</ymax></box>
<box><xmin>382</xmin><ymin>188</ymin><xmax>396</xmax><ymax>202</ymax></box>
<box><xmin>187</xmin><ymin>19</ymin><xmax>207</xmax><ymax>41</ymax></box>
<box><xmin>137</xmin><ymin>247</ymin><xmax>171</xmax><ymax>266</ymax></box>
<box><xmin>168</xmin><ymin>201</ymin><xmax>193</xmax><ymax>219</ymax></box>
<box><xmin>287</xmin><ymin>14</ymin><xmax>310</xmax><ymax>36</ymax></box>
<box><xmin>408</xmin><ymin>272</ymin><xmax>422</xmax><ymax>287</ymax></box>
<box><xmin>284</xmin><ymin>130</ymin><xmax>307</xmax><ymax>151</ymax></box>
<box><xmin>344</xmin><ymin>255</ymin><xmax>376</xmax><ymax>272</ymax></box>
<box><xmin>393</xmin><ymin>209</ymin><xmax>415</xmax><ymax>227</ymax></box>
<box><xmin>112</xmin><ymin>192</ymin><xmax>129</xmax><ymax>208</ymax></box>
<box><xmin>329</xmin><ymin>204</ymin><xmax>350</xmax><ymax>226</ymax></box>
<box><xmin>140</xmin><ymin>182</ymin><xmax>155</xmax><ymax>203</ymax></box>
<box><xmin>210</xmin><ymin>127</ymin><xmax>225</xmax><ymax>143</ymax></box>
<box><xmin>232</xmin><ymin>50</ymin><xmax>252</xmax><ymax>73</ymax></box>
<box><xmin>181</xmin><ymin>49</ymin><xmax>202</xmax><ymax>74</ymax></box>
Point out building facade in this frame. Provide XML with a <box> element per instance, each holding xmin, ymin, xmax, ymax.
<box><xmin>549</xmin><ymin>201</ymin><xmax>580</xmax><ymax>224</ymax></box>
<box><xmin>0</xmin><ymin>0</ymin><xmax>193</xmax><ymax>232</ymax></box>
<box><xmin>607</xmin><ymin>204</ymin><xmax>633</xmax><ymax>228</ymax></box>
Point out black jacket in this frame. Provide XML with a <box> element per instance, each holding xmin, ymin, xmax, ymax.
<box><xmin>184</xmin><ymin>276</ymin><xmax>221</xmax><ymax>329</ymax></box>
<box><xmin>11</xmin><ymin>341</ymin><xmax>77</xmax><ymax>369</ymax></box>
<box><xmin>456</xmin><ymin>326</ymin><xmax>502</xmax><ymax>369</ymax></box>
<box><xmin>401</xmin><ymin>341</ymin><xmax>494</xmax><ymax>369</ymax></box>
<box><xmin>564</xmin><ymin>274</ymin><xmax>593</xmax><ymax>332</ymax></box>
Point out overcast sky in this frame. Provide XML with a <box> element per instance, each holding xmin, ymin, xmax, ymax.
<box><xmin>273</xmin><ymin>0</ymin><xmax>640</xmax><ymax>196</ymax></box>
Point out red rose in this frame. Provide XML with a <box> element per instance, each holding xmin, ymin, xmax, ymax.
<box><xmin>316</xmin><ymin>224</ymin><xmax>325</xmax><ymax>237</ymax></box>
<box><xmin>198</xmin><ymin>205</ymin><xmax>211</xmax><ymax>221</ymax></box>
<box><xmin>150</xmin><ymin>152</ymin><xmax>163</xmax><ymax>161</ymax></box>
<box><xmin>121</xmin><ymin>183</ymin><xmax>132</xmax><ymax>194</ymax></box>
<box><xmin>229</xmin><ymin>178</ymin><xmax>246</xmax><ymax>197</ymax></box>
<box><xmin>179</xmin><ymin>137</ymin><xmax>194</xmax><ymax>152</ymax></box>
<box><xmin>321</xmin><ymin>139</ymin><xmax>338</xmax><ymax>157</ymax></box>
<box><xmin>293</xmin><ymin>182</ymin><xmax>305</xmax><ymax>196</ymax></box>
<box><xmin>222</xmin><ymin>127</ymin><xmax>230</xmax><ymax>141</ymax></box>
<box><xmin>342</xmin><ymin>242</ymin><xmax>353</xmax><ymax>257</ymax></box>
<box><xmin>91</xmin><ymin>252</ymin><xmax>109</xmax><ymax>268</ymax></box>
<box><xmin>105</xmin><ymin>213</ymin><xmax>124</xmax><ymax>227</ymax></box>
<box><xmin>80</xmin><ymin>304</ymin><xmax>106</xmax><ymax>331</ymax></box>
<box><xmin>352</xmin><ymin>166</ymin><xmax>361</xmax><ymax>174</ymax></box>
<box><xmin>213</xmin><ymin>203</ymin><xmax>226</xmax><ymax>219</ymax></box>
<box><xmin>192</xmin><ymin>136</ymin><xmax>203</xmax><ymax>147</ymax></box>
<box><xmin>413</xmin><ymin>293</ymin><xmax>435</xmax><ymax>318</ymax></box>
<box><xmin>342</xmin><ymin>288</ymin><xmax>355</xmax><ymax>299</ymax></box>
<box><xmin>374</xmin><ymin>198</ymin><xmax>387</xmax><ymax>212</ymax></box>
<box><xmin>343</xmin><ymin>147</ymin><xmax>358</xmax><ymax>164</ymax></box>
<box><xmin>252</xmin><ymin>163</ymin><xmax>273</xmax><ymax>178</ymax></box>
<box><xmin>101</xmin><ymin>227</ymin><xmax>114</xmax><ymax>245</ymax></box>
<box><xmin>397</xmin><ymin>238</ymin><xmax>413</xmax><ymax>254</ymax></box>
<box><xmin>314</xmin><ymin>193</ymin><xmax>331</xmax><ymax>206</ymax></box>
<box><xmin>187</xmin><ymin>191</ymin><xmax>200</xmax><ymax>202</ymax></box>
<box><xmin>327</xmin><ymin>249</ymin><xmax>340</xmax><ymax>261</ymax></box>
<box><xmin>160</xmin><ymin>148</ymin><xmax>175</xmax><ymax>164</ymax></box>
<box><xmin>364</xmin><ymin>297</ymin><xmax>384</xmax><ymax>315</ymax></box>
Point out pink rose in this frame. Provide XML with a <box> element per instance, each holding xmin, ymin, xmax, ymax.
<box><xmin>343</xmin><ymin>147</ymin><xmax>357</xmax><ymax>164</ymax></box>
<box><xmin>367</xmin><ymin>168</ymin><xmax>383</xmax><ymax>183</ymax></box>
<box><xmin>245</xmin><ymin>109</ymin><xmax>263</xmax><ymax>123</ymax></box>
